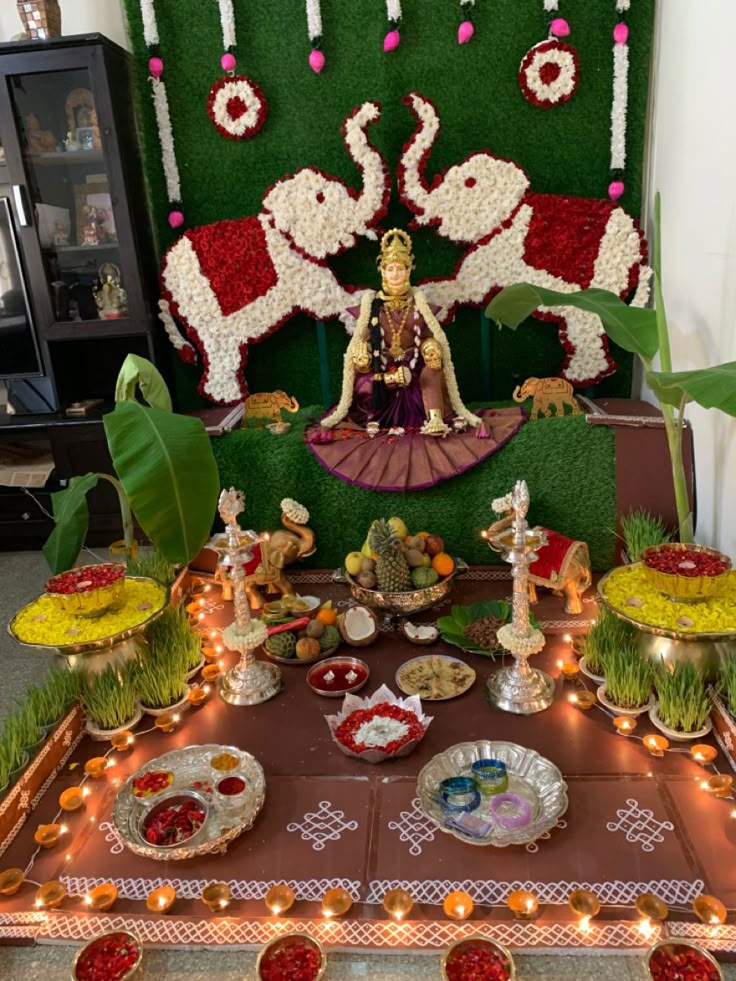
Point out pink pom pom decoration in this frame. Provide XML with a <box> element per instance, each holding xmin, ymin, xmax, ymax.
<box><xmin>613</xmin><ymin>22</ymin><xmax>629</xmax><ymax>45</ymax></box>
<box><xmin>309</xmin><ymin>49</ymin><xmax>325</xmax><ymax>73</ymax></box>
<box><xmin>458</xmin><ymin>21</ymin><xmax>474</xmax><ymax>44</ymax></box>
<box><xmin>608</xmin><ymin>181</ymin><xmax>625</xmax><ymax>202</ymax></box>
<box><xmin>220</xmin><ymin>52</ymin><xmax>236</xmax><ymax>72</ymax></box>
<box><xmin>168</xmin><ymin>210</ymin><xmax>185</xmax><ymax>229</ymax></box>
<box><xmin>550</xmin><ymin>18</ymin><xmax>571</xmax><ymax>38</ymax></box>
<box><xmin>148</xmin><ymin>56</ymin><xmax>164</xmax><ymax>79</ymax></box>
<box><xmin>383</xmin><ymin>29</ymin><xmax>400</xmax><ymax>52</ymax></box>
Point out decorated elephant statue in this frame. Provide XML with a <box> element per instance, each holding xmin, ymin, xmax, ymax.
<box><xmin>159</xmin><ymin>102</ymin><xmax>390</xmax><ymax>404</ymax></box>
<box><xmin>244</xmin><ymin>390</ymin><xmax>300</xmax><ymax>427</ymax></box>
<box><xmin>485</xmin><ymin>513</ymin><xmax>591</xmax><ymax>615</ymax></box>
<box><xmin>244</xmin><ymin>498</ymin><xmax>316</xmax><ymax>609</ymax></box>
<box><xmin>512</xmin><ymin>376</ymin><xmax>580</xmax><ymax>419</ymax></box>
<box><xmin>397</xmin><ymin>91</ymin><xmax>651</xmax><ymax>388</ymax></box>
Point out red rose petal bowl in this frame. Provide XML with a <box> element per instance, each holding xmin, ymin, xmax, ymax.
<box><xmin>441</xmin><ymin>936</ymin><xmax>516</xmax><ymax>980</ymax></box>
<box><xmin>71</xmin><ymin>929</ymin><xmax>142</xmax><ymax>981</ymax></box>
<box><xmin>256</xmin><ymin>932</ymin><xmax>326</xmax><ymax>981</ymax></box>
<box><xmin>645</xmin><ymin>937</ymin><xmax>723</xmax><ymax>981</ymax></box>
<box><xmin>46</xmin><ymin>563</ymin><xmax>127</xmax><ymax>618</ymax></box>
<box><xmin>641</xmin><ymin>544</ymin><xmax>732</xmax><ymax>602</ymax></box>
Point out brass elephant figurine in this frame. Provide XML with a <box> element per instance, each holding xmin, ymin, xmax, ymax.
<box><xmin>244</xmin><ymin>498</ymin><xmax>316</xmax><ymax>609</ymax></box>
<box><xmin>485</xmin><ymin>514</ymin><xmax>591</xmax><ymax>615</ymax></box>
<box><xmin>243</xmin><ymin>390</ymin><xmax>300</xmax><ymax>427</ymax></box>
<box><xmin>512</xmin><ymin>376</ymin><xmax>580</xmax><ymax>419</ymax></box>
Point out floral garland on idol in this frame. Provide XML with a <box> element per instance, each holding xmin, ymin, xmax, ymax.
<box><xmin>518</xmin><ymin>0</ymin><xmax>579</xmax><ymax>109</ymax></box>
<box><xmin>397</xmin><ymin>91</ymin><xmax>650</xmax><ymax>387</ymax></box>
<box><xmin>206</xmin><ymin>0</ymin><xmax>269</xmax><ymax>141</ymax></box>
<box><xmin>609</xmin><ymin>0</ymin><xmax>631</xmax><ymax>201</ymax></box>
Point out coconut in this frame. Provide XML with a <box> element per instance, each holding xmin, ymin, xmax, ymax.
<box><xmin>338</xmin><ymin>605</ymin><xmax>379</xmax><ymax>646</ymax></box>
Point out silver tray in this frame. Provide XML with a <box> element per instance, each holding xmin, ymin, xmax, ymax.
<box><xmin>417</xmin><ymin>740</ymin><xmax>568</xmax><ymax>847</ymax></box>
<box><xmin>113</xmin><ymin>743</ymin><xmax>265</xmax><ymax>860</ymax></box>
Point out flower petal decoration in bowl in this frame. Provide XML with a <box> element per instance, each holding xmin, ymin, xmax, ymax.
<box><xmin>325</xmin><ymin>683</ymin><xmax>432</xmax><ymax>763</ymax></box>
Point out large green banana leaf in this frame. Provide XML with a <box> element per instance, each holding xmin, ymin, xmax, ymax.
<box><xmin>647</xmin><ymin>362</ymin><xmax>736</xmax><ymax>415</ymax></box>
<box><xmin>103</xmin><ymin>400</ymin><xmax>219</xmax><ymax>565</ymax></box>
<box><xmin>486</xmin><ymin>283</ymin><xmax>659</xmax><ymax>364</ymax></box>
<box><xmin>114</xmin><ymin>353</ymin><xmax>172</xmax><ymax>411</ymax></box>
<box><xmin>42</xmin><ymin>473</ymin><xmax>99</xmax><ymax>574</ymax></box>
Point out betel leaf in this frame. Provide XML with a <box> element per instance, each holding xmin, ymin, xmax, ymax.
<box><xmin>104</xmin><ymin>400</ymin><xmax>219</xmax><ymax>565</ymax></box>
<box><xmin>646</xmin><ymin>362</ymin><xmax>736</xmax><ymax>415</ymax></box>
<box><xmin>486</xmin><ymin>283</ymin><xmax>659</xmax><ymax>364</ymax></box>
<box><xmin>114</xmin><ymin>353</ymin><xmax>172</xmax><ymax>411</ymax></box>
<box><xmin>437</xmin><ymin>600</ymin><xmax>512</xmax><ymax>658</ymax></box>
<box><xmin>42</xmin><ymin>473</ymin><xmax>99</xmax><ymax>574</ymax></box>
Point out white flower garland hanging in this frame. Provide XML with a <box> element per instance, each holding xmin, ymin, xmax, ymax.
<box><xmin>608</xmin><ymin>1</ymin><xmax>631</xmax><ymax>201</ymax></box>
<box><xmin>140</xmin><ymin>0</ymin><xmax>184</xmax><ymax>229</ymax></box>
<box><xmin>458</xmin><ymin>0</ymin><xmax>475</xmax><ymax>44</ymax></box>
<box><xmin>519</xmin><ymin>0</ymin><xmax>579</xmax><ymax>109</ymax></box>
<box><xmin>306</xmin><ymin>0</ymin><xmax>325</xmax><ymax>73</ymax></box>
<box><xmin>206</xmin><ymin>0</ymin><xmax>269</xmax><ymax>141</ymax></box>
<box><xmin>384</xmin><ymin>0</ymin><xmax>402</xmax><ymax>52</ymax></box>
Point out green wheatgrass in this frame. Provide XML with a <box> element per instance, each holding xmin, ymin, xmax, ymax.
<box><xmin>601</xmin><ymin>566</ymin><xmax>736</xmax><ymax>633</ymax></box>
<box><xmin>12</xmin><ymin>579</ymin><xmax>168</xmax><ymax>646</ymax></box>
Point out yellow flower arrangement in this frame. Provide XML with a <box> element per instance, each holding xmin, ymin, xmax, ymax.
<box><xmin>12</xmin><ymin>579</ymin><xmax>167</xmax><ymax>647</ymax></box>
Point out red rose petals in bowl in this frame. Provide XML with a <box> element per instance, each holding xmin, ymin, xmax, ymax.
<box><xmin>646</xmin><ymin>939</ymin><xmax>723</xmax><ymax>981</ymax></box>
<box><xmin>442</xmin><ymin>936</ymin><xmax>515</xmax><ymax>981</ymax></box>
<box><xmin>325</xmin><ymin>683</ymin><xmax>432</xmax><ymax>763</ymax></box>
<box><xmin>256</xmin><ymin>933</ymin><xmax>326</xmax><ymax>981</ymax></box>
<box><xmin>46</xmin><ymin>563</ymin><xmax>127</xmax><ymax>618</ymax></box>
<box><xmin>641</xmin><ymin>544</ymin><xmax>732</xmax><ymax>602</ymax></box>
<box><xmin>136</xmin><ymin>790</ymin><xmax>209</xmax><ymax>849</ymax></box>
<box><xmin>72</xmin><ymin>930</ymin><xmax>142</xmax><ymax>981</ymax></box>
<box><xmin>131</xmin><ymin>769</ymin><xmax>174</xmax><ymax>801</ymax></box>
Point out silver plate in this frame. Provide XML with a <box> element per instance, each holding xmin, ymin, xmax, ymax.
<box><xmin>113</xmin><ymin>743</ymin><xmax>265</xmax><ymax>861</ymax></box>
<box><xmin>395</xmin><ymin>654</ymin><xmax>476</xmax><ymax>701</ymax></box>
<box><xmin>417</xmin><ymin>740</ymin><xmax>568</xmax><ymax>847</ymax></box>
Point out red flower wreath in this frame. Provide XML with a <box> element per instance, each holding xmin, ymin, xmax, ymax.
<box><xmin>519</xmin><ymin>39</ymin><xmax>579</xmax><ymax>109</ymax></box>
<box><xmin>335</xmin><ymin>702</ymin><xmax>424</xmax><ymax>756</ymax></box>
<box><xmin>206</xmin><ymin>74</ymin><xmax>269</xmax><ymax>140</ymax></box>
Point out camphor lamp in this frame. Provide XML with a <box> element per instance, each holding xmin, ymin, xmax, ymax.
<box><xmin>691</xmin><ymin>744</ymin><xmax>718</xmax><ymax>765</ymax></box>
<box><xmin>264</xmin><ymin>883</ymin><xmax>295</xmax><ymax>916</ymax></box>
<box><xmin>147</xmin><ymin>885</ymin><xmax>176</xmax><ymax>913</ymax></box>
<box><xmin>693</xmin><ymin>895</ymin><xmax>727</xmax><ymax>925</ymax></box>
<box><xmin>321</xmin><ymin>887</ymin><xmax>353</xmax><ymax>918</ymax></box>
<box><xmin>635</xmin><ymin>893</ymin><xmax>669</xmax><ymax>923</ymax></box>
<box><xmin>644</xmin><ymin>734</ymin><xmax>669</xmax><ymax>756</ymax></box>
<box><xmin>507</xmin><ymin>889</ymin><xmax>539</xmax><ymax>919</ymax></box>
<box><xmin>443</xmin><ymin>890</ymin><xmax>474</xmax><ymax>921</ymax></box>
<box><xmin>383</xmin><ymin>887</ymin><xmax>414</xmax><ymax>921</ymax></box>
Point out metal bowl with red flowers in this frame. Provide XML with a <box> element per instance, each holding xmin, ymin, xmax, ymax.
<box><xmin>325</xmin><ymin>684</ymin><xmax>432</xmax><ymax>763</ymax></box>
<box><xmin>45</xmin><ymin>563</ymin><xmax>127</xmax><ymax>618</ymax></box>
<box><xmin>256</xmin><ymin>932</ymin><xmax>326</xmax><ymax>981</ymax></box>
<box><xmin>72</xmin><ymin>929</ymin><xmax>142</xmax><ymax>981</ymax></box>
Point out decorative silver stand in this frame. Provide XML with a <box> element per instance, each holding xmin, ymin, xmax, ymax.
<box><xmin>486</xmin><ymin>480</ymin><xmax>555</xmax><ymax>715</ymax></box>
<box><xmin>217</xmin><ymin>488</ymin><xmax>282</xmax><ymax>706</ymax></box>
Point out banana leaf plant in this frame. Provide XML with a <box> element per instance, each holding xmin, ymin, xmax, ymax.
<box><xmin>43</xmin><ymin>354</ymin><xmax>220</xmax><ymax>574</ymax></box>
<box><xmin>486</xmin><ymin>192</ymin><xmax>736</xmax><ymax>544</ymax></box>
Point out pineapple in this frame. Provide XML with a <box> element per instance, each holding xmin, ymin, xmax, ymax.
<box><xmin>368</xmin><ymin>519</ymin><xmax>412</xmax><ymax>592</ymax></box>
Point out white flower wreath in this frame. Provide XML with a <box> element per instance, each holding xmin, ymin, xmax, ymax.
<box><xmin>519</xmin><ymin>40</ymin><xmax>579</xmax><ymax>108</ymax></box>
<box><xmin>281</xmin><ymin>498</ymin><xmax>310</xmax><ymax>525</ymax></box>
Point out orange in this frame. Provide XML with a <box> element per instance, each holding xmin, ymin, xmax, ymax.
<box><xmin>431</xmin><ymin>553</ymin><xmax>455</xmax><ymax>578</ymax></box>
<box><xmin>316</xmin><ymin>606</ymin><xmax>337</xmax><ymax>626</ymax></box>
<box><xmin>417</xmin><ymin>531</ymin><xmax>430</xmax><ymax>538</ymax></box>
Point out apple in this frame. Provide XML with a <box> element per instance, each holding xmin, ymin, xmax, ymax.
<box><xmin>345</xmin><ymin>551</ymin><xmax>364</xmax><ymax>576</ymax></box>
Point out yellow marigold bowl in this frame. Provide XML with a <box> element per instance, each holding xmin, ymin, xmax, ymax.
<box><xmin>641</xmin><ymin>544</ymin><xmax>732</xmax><ymax>602</ymax></box>
<box><xmin>45</xmin><ymin>563</ymin><xmax>126</xmax><ymax>619</ymax></box>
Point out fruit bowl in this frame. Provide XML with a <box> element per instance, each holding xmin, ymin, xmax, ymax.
<box><xmin>338</xmin><ymin>558</ymin><xmax>468</xmax><ymax>616</ymax></box>
<box><xmin>641</xmin><ymin>544</ymin><xmax>732</xmax><ymax>601</ymax></box>
<box><xmin>45</xmin><ymin>563</ymin><xmax>126</xmax><ymax>618</ymax></box>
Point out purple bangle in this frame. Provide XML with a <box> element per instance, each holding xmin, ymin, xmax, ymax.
<box><xmin>490</xmin><ymin>792</ymin><xmax>532</xmax><ymax>829</ymax></box>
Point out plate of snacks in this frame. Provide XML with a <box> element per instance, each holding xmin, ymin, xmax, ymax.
<box><xmin>113</xmin><ymin>743</ymin><xmax>265</xmax><ymax>860</ymax></box>
<box><xmin>396</xmin><ymin>655</ymin><xmax>476</xmax><ymax>701</ymax></box>
<box><xmin>325</xmin><ymin>684</ymin><xmax>432</xmax><ymax>763</ymax></box>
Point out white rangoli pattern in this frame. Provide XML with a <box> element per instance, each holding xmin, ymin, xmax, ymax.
<box><xmin>387</xmin><ymin>796</ymin><xmax>437</xmax><ymax>856</ymax></box>
<box><xmin>606</xmin><ymin>798</ymin><xmax>673</xmax><ymax>853</ymax></box>
<box><xmin>287</xmin><ymin>799</ymin><xmax>358</xmax><ymax>851</ymax></box>
<box><xmin>98</xmin><ymin>821</ymin><xmax>125</xmax><ymax>855</ymax></box>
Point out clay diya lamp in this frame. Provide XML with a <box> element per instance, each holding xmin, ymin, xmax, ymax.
<box><xmin>441</xmin><ymin>937</ymin><xmax>515</xmax><ymax>981</ymax></box>
<box><xmin>507</xmin><ymin>889</ymin><xmax>539</xmax><ymax>919</ymax></box>
<box><xmin>691</xmin><ymin>744</ymin><xmax>718</xmax><ymax>765</ymax></box>
<box><xmin>264</xmin><ymin>883</ymin><xmax>295</xmax><ymax>916</ymax></box>
<box><xmin>382</xmin><ymin>887</ymin><xmax>414</xmax><ymax>921</ymax></box>
<box><xmin>636</xmin><ymin>893</ymin><xmax>669</xmax><ymax>923</ymax></box>
<box><xmin>186</xmin><ymin>599</ymin><xmax>205</xmax><ymax>616</ymax></box>
<box><xmin>154</xmin><ymin>712</ymin><xmax>176</xmax><ymax>733</ymax></box>
<box><xmin>84</xmin><ymin>757</ymin><xmax>108</xmax><ymax>779</ymax></box>
<box><xmin>146</xmin><ymin>885</ymin><xmax>176</xmax><ymax>913</ymax></box>
<box><xmin>693</xmin><ymin>895</ymin><xmax>727</xmax><ymax>925</ymax></box>
<box><xmin>571</xmin><ymin>690</ymin><xmax>596</xmax><ymax>710</ymax></box>
<box><xmin>59</xmin><ymin>787</ymin><xmax>84</xmax><ymax>812</ymax></box>
<box><xmin>321</xmin><ymin>887</ymin><xmax>353</xmax><ymax>918</ymax></box>
<box><xmin>202</xmin><ymin>664</ymin><xmax>221</xmax><ymax>683</ymax></box>
<box><xmin>33</xmin><ymin>823</ymin><xmax>62</xmax><ymax>849</ymax></box>
<box><xmin>560</xmin><ymin>661</ymin><xmax>580</xmax><ymax>680</ymax></box>
<box><xmin>87</xmin><ymin>883</ymin><xmax>118</xmax><ymax>912</ymax></box>
<box><xmin>0</xmin><ymin>868</ymin><xmax>24</xmax><ymax>896</ymax></box>
<box><xmin>71</xmin><ymin>930</ymin><xmax>142</xmax><ymax>981</ymax></box>
<box><xmin>36</xmin><ymin>880</ymin><xmax>66</xmax><ymax>909</ymax></box>
<box><xmin>613</xmin><ymin>716</ymin><xmax>638</xmax><ymax>735</ymax></box>
<box><xmin>201</xmin><ymin>646</ymin><xmax>219</xmax><ymax>662</ymax></box>
<box><xmin>644</xmin><ymin>735</ymin><xmax>669</xmax><ymax>756</ymax></box>
<box><xmin>443</xmin><ymin>890</ymin><xmax>474</xmax><ymax>921</ymax></box>
<box><xmin>188</xmin><ymin>687</ymin><xmax>207</xmax><ymax>707</ymax></box>
<box><xmin>706</xmin><ymin>775</ymin><xmax>733</xmax><ymax>799</ymax></box>
<box><xmin>256</xmin><ymin>933</ymin><xmax>326</xmax><ymax>981</ymax></box>
<box><xmin>111</xmin><ymin>730</ymin><xmax>134</xmax><ymax>751</ymax></box>
<box><xmin>568</xmin><ymin>889</ymin><xmax>600</xmax><ymax>925</ymax></box>
<box><xmin>201</xmin><ymin>882</ymin><xmax>231</xmax><ymax>912</ymax></box>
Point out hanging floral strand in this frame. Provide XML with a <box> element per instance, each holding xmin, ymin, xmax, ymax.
<box><xmin>384</xmin><ymin>0</ymin><xmax>402</xmax><ymax>52</ymax></box>
<box><xmin>140</xmin><ymin>0</ymin><xmax>184</xmax><ymax>229</ymax></box>
<box><xmin>458</xmin><ymin>0</ymin><xmax>475</xmax><ymax>44</ymax></box>
<box><xmin>306</xmin><ymin>0</ymin><xmax>325</xmax><ymax>73</ymax></box>
<box><xmin>206</xmin><ymin>0</ymin><xmax>269</xmax><ymax>140</ymax></box>
<box><xmin>518</xmin><ymin>0</ymin><xmax>579</xmax><ymax>108</ymax></box>
<box><xmin>609</xmin><ymin>0</ymin><xmax>631</xmax><ymax>200</ymax></box>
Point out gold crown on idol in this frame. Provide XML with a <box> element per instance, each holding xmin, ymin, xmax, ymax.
<box><xmin>377</xmin><ymin>228</ymin><xmax>414</xmax><ymax>270</ymax></box>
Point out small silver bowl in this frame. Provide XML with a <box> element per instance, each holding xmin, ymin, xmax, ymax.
<box><xmin>136</xmin><ymin>789</ymin><xmax>209</xmax><ymax>850</ymax></box>
<box><xmin>307</xmin><ymin>657</ymin><xmax>369</xmax><ymax>697</ymax></box>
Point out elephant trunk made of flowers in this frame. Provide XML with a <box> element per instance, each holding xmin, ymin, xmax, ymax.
<box><xmin>244</xmin><ymin>498</ymin><xmax>316</xmax><ymax>610</ymax></box>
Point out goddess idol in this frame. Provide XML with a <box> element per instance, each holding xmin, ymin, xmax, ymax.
<box><xmin>321</xmin><ymin>229</ymin><xmax>482</xmax><ymax>437</ymax></box>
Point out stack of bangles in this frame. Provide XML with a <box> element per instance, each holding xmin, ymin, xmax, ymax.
<box><xmin>489</xmin><ymin>792</ymin><xmax>532</xmax><ymax>829</ymax></box>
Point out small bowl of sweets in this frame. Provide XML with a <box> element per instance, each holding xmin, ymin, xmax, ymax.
<box><xmin>46</xmin><ymin>563</ymin><xmax>126</xmax><ymax>618</ymax></box>
<box><xmin>72</xmin><ymin>930</ymin><xmax>142</xmax><ymax>981</ymax></box>
<box><xmin>646</xmin><ymin>938</ymin><xmax>723</xmax><ymax>981</ymax></box>
<box><xmin>641</xmin><ymin>544</ymin><xmax>732</xmax><ymax>602</ymax></box>
<box><xmin>256</xmin><ymin>932</ymin><xmax>326</xmax><ymax>981</ymax></box>
<box><xmin>442</xmin><ymin>936</ymin><xmax>516</xmax><ymax>980</ymax></box>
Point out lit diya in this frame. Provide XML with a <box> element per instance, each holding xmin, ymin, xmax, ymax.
<box><xmin>560</xmin><ymin>661</ymin><xmax>580</xmax><ymax>679</ymax></box>
<box><xmin>264</xmin><ymin>883</ymin><xmax>295</xmax><ymax>916</ymax></box>
<box><xmin>321</xmin><ymin>887</ymin><xmax>353</xmax><ymax>918</ymax></box>
<box><xmin>146</xmin><ymin>885</ymin><xmax>176</xmax><ymax>913</ymax></box>
<box><xmin>202</xmin><ymin>664</ymin><xmax>221</xmax><ymax>683</ymax></box>
<box><xmin>571</xmin><ymin>691</ymin><xmax>596</xmax><ymax>710</ymax></box>
<box><xmin>33</xmin><ymin>823</ymin><xmax>62</xmax><ymax>849</ymax></box>
<box><xmin>36</xmin><ymin>880</ymin><xmax>66</xmax><ymax>909</ymax></box>
<box><xmin>613</xmin><ymin>716</ymin><xmax>638</xmax><ymax>735</ymax></box>
<box><xmin>568</xmin><ymin>889</ymin><xmax>600</xmax><ymax>920</ymax></box>
<box><xmin>691</xmin><ymin>744</ymin><xmax>718</xmax><ymax>765</ymax></box>
<box><xmin>59</xmin><ymin>787</ymin><xmax>84</xmax><ymax>811</ymax></box>
<box><xmin>154</xmin><ymin>712</ymin><xmax>176</xmax><ymax>733</ymax></box>
<box><xmin>110</xmin><ymin>731</ymin><xmax>134</xmax><ymax>751</ymax></box>
<box><xmin>443</xmin><ymin>890</ymin><xmax>474</xmax><ymax>921</ymax></box>
<box><xmin>635</xmin><ymin>893</ymin><xmax>669</xmax><ymax>922</ymax></box>
<box><xmin>644</xmin><ymin>734</ymin><xmax>669</xmax><ymax>756</ymax></box>
<box><xmin>706</xmin><ymin>775</ymin><xmax>733</xmax><ymax>798</ymax></box>
<box><xmin>84</xmin><ymin>757</ymin><xmax>108</xmax><ymax>779</ymax></box>
<box><xmin>506</xmin><ymin>890</ymin><xmax>539</xmax><ymax>919</ymax></box>
<box><xmin>201</xmin><ymin>882</ymin><xmax>230</xmax><ymax>912</ymax></box>
<box><xmin>87</xmin><ymin>883</ymin><xmax>118</xmax><ymax>912</ymax></box>
<box><xmin>188</xmin><ymin>687</ymin><xmax>207</xmax><ymax>707</ymax></box>
<box><xmin>382</xmin><ymin>887</ymin><xmax>414</xmax><ymax>920</ymax></box>
<box><xmin>693</xmin><ymin>895</ymin><xmax>727</xmax><ymax>925</ymax></box>
<box><xmin>0</xmin><ymin>868</ymin><xmax>24</xmax><ymax>895</ymax></box>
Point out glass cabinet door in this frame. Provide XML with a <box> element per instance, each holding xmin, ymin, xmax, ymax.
<box><xmin>7</xmin><ymin>66</ymin><xmax>127</xmax><ymax>327</ymax></box>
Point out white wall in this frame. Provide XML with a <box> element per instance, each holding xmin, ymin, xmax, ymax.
<box><xmin>0</xmin><ymin>0</ymin><xmax>128</xmax><ymax>48</ymax></box>
<box><xmin>646</xmin><ymin>0</ymin><xmax>736</xmax><ymax>554</ymax></box>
